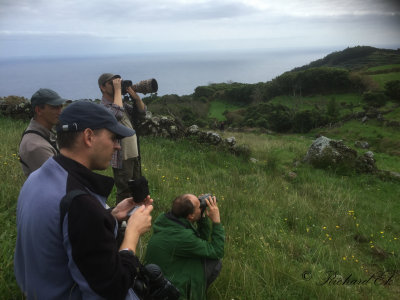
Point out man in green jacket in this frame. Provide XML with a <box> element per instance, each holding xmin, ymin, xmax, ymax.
<box><xmin>145</xmin><ymin>194</ymin><xmax>225</xmax><ymax>300</ymax></box>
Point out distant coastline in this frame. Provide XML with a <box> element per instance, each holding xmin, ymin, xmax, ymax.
<box><xmin>0</xmin><ymin>48</ymin><xmax>352</xmax><ymax>100</ymax></box>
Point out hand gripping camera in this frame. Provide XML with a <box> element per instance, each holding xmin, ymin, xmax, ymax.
<box><xmin>198</xmin><ymin>193</ymin><xmax>216</xmax><ymax>215</ymax></box>
<box><xmin>121</xmin><ymin>78</ymin><xmax>158</xmax><ymax>95</ymax></box>
<box><xmin>134</xmin><ymin>264</ymin><xmax>180</xmax><ymax>300</ymax></box>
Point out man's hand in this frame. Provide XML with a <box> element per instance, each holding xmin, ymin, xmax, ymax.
<box><xmin>112</xmin><ymin>77</ymin><xmax>122</xmax><ymax>92</ymax></box>
<box><xmin>112</xmin><ymin>78</ymin><xmax>123</xmax><ymax>107</ymax></box>
<box><xmin>126</xmin><ymin>86</ymin><xmax>145</xmax><ymax>111</ymax></box>
<box><xmin>206</xmin><ymin>196</ymin><xmax>220</xmax><ymax>224</ymax></box>
<box><xmin>126</xmin><ymin>86</ymin><xmax>140</xmax><ymax>101</ymax></box>
<box><xmin>111</xmin><ymin>197</ymin><xmax>135</xmax><ymax>221</ymax></box>
<box><xmin>127</xmin><ymin>205</ymin><xmax>153</xmax><ymax>235</ymax></box>
<box><xmin>138</xmin><ymin>195</ymin><xmax>153</xmax><ymax>206</ymax></box>
<box><xmin>119</xmin><ymin>205</ymin><xmax>153</xmax><ymax>253</ymax></box>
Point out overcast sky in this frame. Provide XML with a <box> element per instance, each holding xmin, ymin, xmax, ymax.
<box><xmin>0</xmin><ymin>0</ymin><xmax>400</xmax><ymax>58</ymax></box>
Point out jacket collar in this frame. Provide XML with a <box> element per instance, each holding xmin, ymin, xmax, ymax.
<box><xmin>54</xmin><ymin>154</ymin><xmax>114</xmax><ymax>198</ymax></box>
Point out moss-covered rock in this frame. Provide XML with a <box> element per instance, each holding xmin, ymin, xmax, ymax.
<box><xmin>304</xmin><ymin>136</ymin><xmax>377</xmax><ymax>174</ymax></box>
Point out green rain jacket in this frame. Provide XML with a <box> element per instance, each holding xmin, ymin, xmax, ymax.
<box><xmin>144</xmin><ymin>212</ymin><xmax>225</xmax><ymax>300</ymax></box>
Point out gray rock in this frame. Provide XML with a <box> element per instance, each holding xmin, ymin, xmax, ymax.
<box><xmin>389</xmin><ymin>171</ymin><xmax>400</xmax><ymax>179</ymax></box>
<box><xmin>250</xmin><ymin>157</ymin><xmax>258</xmax><ymax>164</ymax></box>
<box><xmin>355</xmin><ymin>151</ymin><xmax>377</xmax><ymax>173</ymax></box>
<box><xmin>169</xmin><ymin>125</ymin><xmax>178</xmax><ymax>134</ymax></box>
<box><xmin>187</xmin><ymin>125</ymin><xmax>199</xmax><ymax>135</ymax></box>
<box><xmin>224</xmin><ymin>137</ymin><xmax>236</xmax><ymax>147</ymax></box>
<box><xmin>354</xmin><ymin>141</ymin><xmax>369</xmax><ymax>149</ymax></box>
<box><xmin>206</xmin><ymin>131</ymin><xmax>222</xmax><ymax>145</ymax></box>
<box><xmin>303</xmin><ymin>136</ymin><xmax>357</xmax><ymax>169</ymax></box>
<box><xmin>304</xmin><ymin>136</ymin><xmax>378</xmax><ymax>174</ymax></box>
<box><xmin>144</xmin><ymin>111</ymin><xmax>153</xmax><ymax>119</ymax></box>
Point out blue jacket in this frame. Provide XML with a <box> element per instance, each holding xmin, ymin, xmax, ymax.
<box><xmin>14</xmin><ymin>155</ymin><xmax>140</xmax><ymax>300</ymax></box>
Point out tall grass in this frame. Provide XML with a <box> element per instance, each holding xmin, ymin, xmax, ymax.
<box><xmin>1</xmin><ymin>117</ymin><xmax>399</xmax><ymax>299</ymax></box>
<box><xmin>0</xmin><ymin>117</ymin><xmax>26</xmax><ymax>298</ymax></box>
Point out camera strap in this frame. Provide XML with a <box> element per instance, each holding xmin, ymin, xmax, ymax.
<box><xmin>19</xmin><ymin>129</ymin><xmax>60</xmax><ymax>168</ymax></box>
<box><xmin>21</xmin><ymin>129</ymin><xmax>60</xmax><ymax>153</ymax></box>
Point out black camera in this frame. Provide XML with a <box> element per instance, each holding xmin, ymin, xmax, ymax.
<box><xmin>134</xmin><ymin>264</ymin><xmax>180</xmax><ymax>300</ymax></box>
<box><xmin>128</xmin><ymin>176</ymin><xmax>150</xmax><ymax>203</ymax></box>
<box><xmin>198</xmin><ymin>193</ymin><xmax>214</xmax><ymax>214</ymax></box>
<box><xmin>121</xmin><ymin>78</ymin><xmax>158</xmax><ymax>95</ymax></box>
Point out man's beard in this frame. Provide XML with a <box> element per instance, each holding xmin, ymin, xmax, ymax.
<box><xmin>106</xmin><ymin>87</ymin><xmax>115</xmax><ymax>98</ymax></box>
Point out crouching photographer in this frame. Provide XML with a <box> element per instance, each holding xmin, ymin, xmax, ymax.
<box><xmin>144</xmin><ymin>194</ymin><xmax>225</xmax><ymax>299</ymax></box>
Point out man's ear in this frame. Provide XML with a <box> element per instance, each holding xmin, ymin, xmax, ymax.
<box><xmin>34</xmin><ymin>105</ymin><xmax>42</xmax><ymax>116</ymax></box>
<box><xmin>82</xmin><ymin>128</ymin><xmax>95</xmax><ymax>147</ymax></box>
<box><xmin>187</xmin><ymin>213</ymin><xmax>195</xmax><ymax>222</ymax></box>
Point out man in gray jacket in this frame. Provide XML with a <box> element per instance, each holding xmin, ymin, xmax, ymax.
<box><xmin>19</xmin><ymin>88</ymin><xmax>66</xmax><ymax>176</ymax></box>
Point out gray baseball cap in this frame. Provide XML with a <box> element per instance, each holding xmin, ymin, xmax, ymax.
<box><xmin>98</xmin><ymin>73</ymin><xmax>121</xmax><ymax>87</ymax></box>
<box><xmin>31</xmin><ymin>88</ymin><xmax>67</xmax><ymax>108</ymax></box>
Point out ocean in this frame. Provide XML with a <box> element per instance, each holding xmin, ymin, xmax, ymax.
<box><xmin>0</xmin><ymin>49</ymin><xmax>331</xmax><ymax>100</ymax></box>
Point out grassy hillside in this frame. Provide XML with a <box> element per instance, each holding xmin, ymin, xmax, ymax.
<box><xmin>1</xmin><ymin>117</ymin><xmax>400</xmax><ymax>299</ymax></box>
<box><xmin>140</xmin><ymin>46</ymin><xmax>400</xmax><ymax>133</ymax></box>
<box><xmin>293</xmin><ymin>46</ymin><xmax>400</xmax><ymax>71</ymax></box>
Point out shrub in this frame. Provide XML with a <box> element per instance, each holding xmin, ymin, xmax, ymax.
<box><xmin>385</xmin><ymin>80</ymin><xmax>400</xmax><ymax>102</ymax></box>
<box><xmin>292</xmin><ymin>110</ymin><xmax>328</xmax><ymax>133</ymax></box>
<box><xmin>362</xmin><ymin>91</ymin><xmax>388</xmax><ymax>108</ymax></box>
<box><xmin>194</xmin><ymin>86</ymin><xmax>214</xmax><ymax>99</ymax></box>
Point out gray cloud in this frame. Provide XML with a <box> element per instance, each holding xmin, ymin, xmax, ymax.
<box><xmin>0</xmin><ymin>0</ymin><xmax>399</xmax><ymax>58</ymax></box>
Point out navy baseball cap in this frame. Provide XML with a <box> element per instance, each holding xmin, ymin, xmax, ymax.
<box><xmin>31</xmin><ymin>88</ymin><xmax>67</xmax><ymax>108</ymax></box>
<box><xmin>57</xmin><ymin>100</ymin><xmax>135</xmax><ymax>138</ymax></box>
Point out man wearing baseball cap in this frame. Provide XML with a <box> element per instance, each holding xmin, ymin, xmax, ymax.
<box><xmin>14</xmin><ymin>100</ymin><xmax>153</xmax><ymax>300</ymax></box>
<box><xmin>19</xmin><ymin>88</ymin><xmax>66</xmax><ymax>176</ymax></box>
<box><xmin>98</xmin><ymin>73</ymin><xmax>146</xmax><ymax>203</ymax></box>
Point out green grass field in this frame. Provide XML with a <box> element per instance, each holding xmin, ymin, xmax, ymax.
<box><xmin>208</xmin><ymin>100</ymin><xmax>241</xmax><ymax>121</ymax></box>
<box><xmin>370</xmin><ymin>72</ymin><xmax>400</xmax><ymax>90</ymax></box>
<box><xmin>367</xmin><ymin>64</ymin><xmax>400</xmax><ymax>72</ymax></box>
<box><xmin>1</xmin><ymin>116</ymin><xmax>399</xmax><ymax>299</ymax></box>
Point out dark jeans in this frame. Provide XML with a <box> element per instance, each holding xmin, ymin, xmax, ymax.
<box><xmin>113</xmin><ymin>157</ymin><xmax>141</xmax><ymax>203</ymax></box>
<box><xmin>204</xmin><ymin>259</ymin><xmax>222</xmax><ymax>289</ymax></box>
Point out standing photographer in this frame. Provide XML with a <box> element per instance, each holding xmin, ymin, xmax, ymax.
<box><xmin>145</xmin><ymin>194</ymin><xmax>225</xmax><ymax>300</ymax></box>
<box><xmin>19</xmin><ymin>88</ymin><xmax>66</xmax><ymax>177</ymax></box>
<box><xmin>99</xmin><ymin>73</ymin><xmax>146</xmax><ymax>203</ymax></box>
<box><xmin>14</xmin><ymin>101</ymin><xmax>153</xmax><ymax>300</ymax></box>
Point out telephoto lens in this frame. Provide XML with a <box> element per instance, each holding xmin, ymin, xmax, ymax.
<box><xmin>132</xmin><ymin>78</ymin><xmax>158</xmax><ymax>94</ymax></box>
